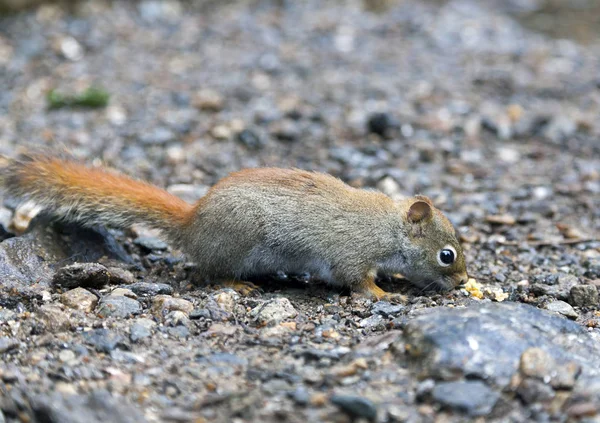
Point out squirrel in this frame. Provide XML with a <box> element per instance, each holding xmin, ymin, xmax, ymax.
<box><xmin>2</xmin><ymin>154</ymin><xmax>468</xmax><ymax>299</ymax></box>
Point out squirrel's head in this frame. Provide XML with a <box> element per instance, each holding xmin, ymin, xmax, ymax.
<box><xmin>385</xmin><ymin>196</ymin><xmax>468</xmax><ymax>292</ymax></box>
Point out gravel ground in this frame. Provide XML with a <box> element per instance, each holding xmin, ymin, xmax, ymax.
<box><xmin>1</xmin><ymin>0</ymin><xmax>600</xmax><ymax>422</ymax></box>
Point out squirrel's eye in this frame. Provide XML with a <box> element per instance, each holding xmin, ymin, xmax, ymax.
<box><xmin>437</xmin><ymin>245</ymin><xmax>457</xmax><ymax>267</ymax></box>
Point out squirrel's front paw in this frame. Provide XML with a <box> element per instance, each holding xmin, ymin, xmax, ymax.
<box><xmin>380</xmin><ymin>292</ymin><xmax>407</xmax><ymax>304</ymax></box>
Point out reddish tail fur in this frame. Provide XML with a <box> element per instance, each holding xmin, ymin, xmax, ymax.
<box><xmin>3</xmin><ymin>155</ymin><xmax>193</xmax><ymax>231</ymax></box>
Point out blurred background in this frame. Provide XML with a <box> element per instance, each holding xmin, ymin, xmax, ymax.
<box><xmin>0</xmin><ymin>0</ymin><xmax>599</xmax><ymax>237</ymax></box>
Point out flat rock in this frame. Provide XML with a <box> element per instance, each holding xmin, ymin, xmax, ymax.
<box><xmin>28</xmin><ymin>390</ymin><xmax>148</xmax><ymax>423</ymax></box>
<box><xmin>96</xmin><ymin>295</ymin><xmax>142</xmax><ymax>319</ymax></box>
<box><xmin>432</xmin><ymin>381</ymin><xmax>500</xmax><ymax>416</ymax></box>
<box><xmin>128</xmin><ymin>282</ymin><xmax>173</xmax><ymax>297</ymax></box>
<box><xmin>545</xmin><ymin>300</ymin><xmax>578</xmax><ymax>319</ymax></box>
<box><xmin>0</xmin><ymin>218</ymin><xmax>129</xmax><ymax>306</ymax></box>
<box><xmin>403</xmin><ymin>302</ymin><xmax>600</xmax><ymax>388</ymax></box>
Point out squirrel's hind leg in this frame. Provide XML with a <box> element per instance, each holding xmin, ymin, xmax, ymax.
<box><xmin>215</xmin><ymin>279</ymin><xmax>262</xmax><ymax>296</ymax></box>
<box><xmin>357</xmin><ymin>273</ymin><xmax>406</xmax><ymax>303</ymax></box>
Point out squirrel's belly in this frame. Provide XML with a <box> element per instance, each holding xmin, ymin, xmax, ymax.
<box><xmin>239</xmin><ymin>246</ymin><xmax>333</xmax><ymax>283</ymax></box>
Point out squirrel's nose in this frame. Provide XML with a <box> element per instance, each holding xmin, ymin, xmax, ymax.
<box><xmin>454</xmin><ymin>272</ymin><xmax>469</xmax><ymax>287</ymax></box>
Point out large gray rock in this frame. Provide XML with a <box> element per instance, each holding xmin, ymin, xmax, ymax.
<box><xmin>0</xmin><ymin>218</ymin><xmax>130</xmax><ymax>307</ymax></box>
<box><xmin>403</xmin><ymin>302</ymin><xmax>600</xmax><ymax>388</ymax></box>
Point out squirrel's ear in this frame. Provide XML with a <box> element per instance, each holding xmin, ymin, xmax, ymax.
<box><xmin>407</xmin><ymin>200</ymin><xmax>432</xmax><ymax>223</ymax></box>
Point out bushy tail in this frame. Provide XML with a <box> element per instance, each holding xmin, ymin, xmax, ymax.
<box><xmin>3</xmin><ymin>154</ymin><xmax>194</xmax><ymax>232</ymax></box>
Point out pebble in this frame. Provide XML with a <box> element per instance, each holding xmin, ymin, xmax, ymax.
<box><xmin>128</xmin><ymin>282</ymin><xmax>173</xmax><ymax>297</ymax></box>
<box><xmin>164</xmin><ymin>310</ymin><xmax>189</xmax><ymax>326</ymax></box>
<box><xmin>37</xmin><ymin>305</ymin><xmax>70</xmax><ymax>333</ymax></box>
<box><xmin>83</xmin><ymin>329</ymin><xmax>123</xmax><ymax>353</ymax></box>
<box><xmin>130</xmin><ymin>320</ymin><xmax>154</xmax><ymax>343</ymax></box>
<box><xmin>330</xmin><ymin>395</ymin><xmax>377</xmax><ymax>421</ymax></box>
<box><xmin>519</xmin><ymin>348</ymin><xmax>555</xmax><ymax>379</ymax></box>
<box><xmin>371</xmin><ymin>301</ymin><xmax>404</xmax><ymax>317</ymax></box>
<box><xmin>193</xmin><ymin>89</ymin><xmax>224</xmax><ymax>112</ymax></box>
<box><xmin>151</xmin><ymin>295</ymin><xmax>194</xmax><ymax>318</ymax></box>
<box><xmin>545</xmin><ymin>300</ymin><xmax>578</xmax><ymax>319</ymax></box>
<box><xmin>106</xmin><ymin>267</ymin><xmax>137</xmax><ymax>285</ymax></box>
<box><xmin>236</xmin><ymin>129</ymin><xmax>264</xmax><ymax>150</ymax></box>
<box><xmin>250</xmin><ymin>298</ymin><xmax>298</xmax><ymax>325</ymax></box>
<box><xmin>485</xmin><ymin>214</ymin><xmax>516</xmax><ymax>225</ymax></box>
<box><xmin>431</xmin><ymin>381</ymin><xmax>500</xmax><ymax>417</ymax></box>
<box><xmin>516</xmin><ymin>378</ymin><xmax>555</xmax><ymax>404</ymax></box>
<box><xmin>11</xmin><ymin>200</ymin><xmax>43</xmax><ymax>233</ymax></box>
<box><xmin>0</xmin><ymin>337</ymin><xmax>19</xmax><ymax>354</ymax></box>
<box><xmin>133</xmin><ymin>236</ymin><xmax>168</xmax><ymax>252</ymax></box>
<box><xmin>96</xmin><ymin>295</ymin><xmax>142</xmax><ymax>318</ymax></box>
<box><xmin>52</xmin><ymin>263</ymin><xmax>110</xmax><ymax>289</ymax></box>
<box><xmin>58</xmin><ymin>349</ymin><xmax>76</xmax><ymax>363</ymax></box>
<box><xmin>569</xmin><ymin>285</ymin><xmax>598</xmax><ymax>308</ymax></box>
<box><xmin>289</xmin><ymin>386</ymin><xmax>310</xmax><ymax>406</ymax></box>
<box><xmin>60</xmin><ymin>287</ymin><xmax>98</xmax><ymax>312</ymax></box>
<box><xmin>140</xmin><ymin>127</ymin><xmax>175</xmax><ymax>145</ymax></box>
<box><xmin>212</xmin><ymin>289</ymin><xmax>240</xmax><ymax>313</ymax></box>
<box><xmin>270</xmin><ymin>119</ymin><xmax>300</xmax><ymax>142</ymax></box>
<box><xmin>367</xmin><ymin>112</ymin><xmax>395</xmax><ymax>137</ymax></box>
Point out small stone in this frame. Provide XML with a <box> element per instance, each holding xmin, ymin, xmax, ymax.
<box><xmin>485</xmin><ymin>215</ymin><xmax>516</xmax><ymax>225</ymax></box>
<box><xmin>431</xmin><ymin>381</ymin><xmax>500</xmax><ymax>417</ymax></box>
<box><xmin>359</xmin><ymin>314</ymin><xmax>385</xmax><ymax>329</ymax></box>
<box><xmin>37</xmin><ymin>305</ymin><xmax>70</xmax><ymax>333</ymax></box>
<box><xmin>211</xmin><ymin>124</ymin><xmax>232</xmax><ymax>140</ymax></box>
<box><xmin>58</xmin><ymin>36</ymin><xmax>83</xmax><ymax>61</ymax></box>
<box><xmin>96</xmin><ymin>295</ymin><xmax>142</xmax><ymax>318</ymax></box>
<box><xmin>140</xmin><ymin>127</ymin><xmax>175</xmax><ymax>145</ymax></box>
<box><xmin>551</xmin><ymin>362</ymin><xmax>581</xmax><ymax>389</ymax></box>
<box><xmin>371</xmin><ymin>301</ymin><xmax>404</xmax><ymax>318</ymax></box>
<box><xmin>250</xmin><ymin>298</ymin><xmax>298</xmax><ymax>325</ymax></box>
<box><xmin>193</xmin><ymin>89</ymin><xmax>224</xmax><ymax>112</ymax></box>
<box><xmin>58</xmin><ymin>349</ymin><xmax>76</xmax><ymax>363</ymax></box>
<box><xmin>130</xmin><ymin>322</ymin><xmax>152</xmax><ymax>343</ymax></box>
<box><xmin>60</xmin><ymin>287</ymin><xmax>98</xmax><ymax>312</ymax></box>
<box><xmin>520</xmin><ymin>348</ymin><xmax>555</xmax><ymax>379</ymax></box>
<box><xmin>212</xmin><ymin>289</ymin><xmax>240</xmax><ymax>313</ymax></box>
<box><xmin>133</xmin><ymin>236</ymin><xmax>168</xmax><ymax>252</ymax></box>
<box><xmin>517</xmin><ymin>378</ymin><xmax>555</xmax><ymax>404</ymax></box>
<box><xmin>291</xmin><ymin>386</ymin><xmax>310</xmax><ymax>406</ymax></box>
<box><xmin>12</xmin><ymin>200</ymin><xmax>43</xmax><ymax>232</ymax></box>
<box><xmin>545</xmin><ymin>300</ymin><xmax>578</xmax><ymax>319</ymax></box>
<box><xmin>151</xmin><ymin>295</ymin><xmax>194</xmax><ymax>318</ymax></box>
<box><xmin>495</xmin><ymin>273</ymin><xmax>507</xmax><ymax>283</ymax></box>
<box><xmin>167</xmin><ymin>325</ymin><xmax>190</xmax><ymax>339</ymax></box>
<box><xmin>270</xmin><ymin>119</ymin><xmax>300</xmax><ymax>142</ymax></box>
<box><xmin>128</xmin><ymin>282</ymin><xmax>173</xmax><ymax>297</ymax></box>
<box><xmin>0</xmin><ymin>337</ymin><xmax>18</xmax><ymax>354</ymax></box>
<box><xmin>569</xmin><ymin>285</ymin><xmax>599</xmax><ymax>308</ymax></box>
<box><xmin>236</xmin><ymin>129</ymin><xmax>264</xmax><ymax>150</ymax></box>
<box><xmin>109</xmin><ymin>288</ymin><xmax>137</xmax><ymax>298</ymax></box>
<box><xmin>165</xmin><ymin>310</ymin><xmax>189</xmax><ymax>326</ymax></box>
<box><xmin>367</xmin><ymin>112</ymin><xmax>395</xmax><ymax>137</ymax></box>
<box><xmin>330</xmin><ymin>395</ymin><xmax>377</xmax><ymax>421</ymax></box>
<box><xmin>83</xmin><ymin>328</ymin><xmax>123</xmax><ymax>353</ymax></box>
<box><xmin>106</xmin><ymin>267</ymin><xmax>137</xmax><ymax>285</ymax></box>
<box><xmin>53</xmin><ymin>263</ymin><xmax>110</xmax><ymax>289</ymax></box>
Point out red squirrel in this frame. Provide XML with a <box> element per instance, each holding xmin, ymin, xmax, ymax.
<box><xmin>3</xmin><ymin>154</ymin><xmax>468</xmax><ymax>299</ymax></box>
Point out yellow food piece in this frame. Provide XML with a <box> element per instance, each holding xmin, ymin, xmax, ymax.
<box><xmin>464</xmin><ymin>278</ymin><xmax>484</xmax><ymax>299</ymax></box>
